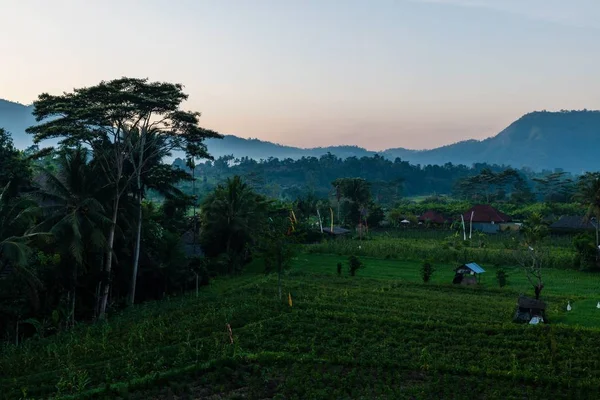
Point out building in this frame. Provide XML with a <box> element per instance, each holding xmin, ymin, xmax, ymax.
<box><xmin>514</xmin><ymin>296</ymin><xmax>546</xmax><ymax>324</ymax></box>
<box><xmin>453</xmin><ymin>262</ymin><xmax>485</xmax><ymax>285</ymax></box>
<box><xmin>462</xmin><ymin>204</ymin><xmax>512</xmax><ymax>234</ymax></box>
<box><xmin>550</xmin><ymin>216</ymin><xmax>597</xmax><ymax>234</ymax></box>
<box><xmin>418</xmin><ymin>210</ymin><xmax>452</xmax><ymax>225</ymax></box>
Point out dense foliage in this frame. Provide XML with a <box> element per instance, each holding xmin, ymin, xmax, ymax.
<box><xmin>172</xmin><ymin>153</ymin><xmax>578</xmax><ymax>205</ymax></box>
<box><xmin>0</xmin><ymin>78</ymin><xmax>220</xmax><ymax>343</ymax></box>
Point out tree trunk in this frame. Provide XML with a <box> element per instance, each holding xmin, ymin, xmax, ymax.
<box><xmin>596</xmin><ymin>217</ymin><xmax>600</xmax><ymax>250</ymax></box>
<box><xmin>128</xmin><ymin>132</ymin><xmax>146</xmax><ymax>306</ymax></box>
<box><xmin>534</xmin><ymin>284</ymin><xmax>543</xmax><ymax>300</ymax></box>
<box><xmin>99</xmin><ymin>196</ymin><xmax>120</xmax><ymax>320</ymax></box>
<box><xmin>128</xmin><ymin>190</ymin><xmax>143</xmax><ymax>306</ymax></box>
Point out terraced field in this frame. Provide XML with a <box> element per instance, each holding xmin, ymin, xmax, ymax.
<box><xmin>3</xmin><ymin>255</ymin><xmax>600</xmax><ymax>399</ymax></box>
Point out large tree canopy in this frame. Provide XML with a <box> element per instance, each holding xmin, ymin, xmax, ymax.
<box><xmin>26</xmin><ymin>77</ymin><xmax>222</xmax><ymax>317</ymax></box>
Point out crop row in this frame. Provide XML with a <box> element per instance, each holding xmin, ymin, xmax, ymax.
<box><xmin>1</xmin><ymin>272</ymin><xmax>597</xmax><ymax>398</ymax></box>
<box><xmin>306</xmin><ymin>238</ymin><xmax>577</xmax><ymax>269</ymax></box>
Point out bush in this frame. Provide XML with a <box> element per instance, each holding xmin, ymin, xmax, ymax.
<box><xmin>496</xmin><ymin>268</ymin><xmax>508</xmax><ymax>287</ymax></box>
<box><xmin>348</xmin><ymin>256</ymin><xmax>364</xmax><ymax>276</ymax></box>
<box><xmin>337</xmin><ymin>262</ymin><xmax>342</xmax><ymax>276</ymax></box>
<box><xmin>420</xmin><ymin>261</ymin><xmax>435</xmax><ymax>283</ymax></box>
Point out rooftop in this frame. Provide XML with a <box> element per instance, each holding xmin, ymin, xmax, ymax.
<box><xmin>462</xmin><ymin>204</ymin><xmax>512</xmax><ymax>223</ymax></box>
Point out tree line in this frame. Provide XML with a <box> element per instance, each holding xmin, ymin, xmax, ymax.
<box><xmin>172</xmin><ymin>154</ymin><xmax>577</xmax><ymax>206</ymax></box>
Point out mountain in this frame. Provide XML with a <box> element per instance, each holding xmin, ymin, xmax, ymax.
<box><xmin>382</xmin><ymin>110</ymin><xmax>600</xmax><ymax>172</ymax></box>
<box><xmin>203</xmin><ymin>135</ymin><xmax>375</xmax><ymax>160</ymax></box>
<box><xmin>0</xmin><ymin>99</ymin><xmax>37</xmax><ymax>149</ymax></box>
<box><xmin>1</xmin><ymin>98</ymin><xmax>599</xmax><ymax>171</ymax></box>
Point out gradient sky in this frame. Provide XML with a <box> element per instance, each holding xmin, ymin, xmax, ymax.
<box><xmin>2</xmin><ymin>0</ymin><xmax>600</xmax><ymax>150</ymax></box>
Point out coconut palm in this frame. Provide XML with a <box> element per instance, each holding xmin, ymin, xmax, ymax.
<box><xmin>126</xmin><ymin>128</ymin><xmax>193</xmax><ymax>305</ymax></box>
<box><xmin>200</xmin><ymin>176</ymin><xmax>269</xmax><ymax>273</ymax></box>
<box><xmin>0</xmin><ymin>181</ymin><xmax>46</xmax><ymax>313</ymax></box>
<box><xmin>31</xmin><ymin>147</ymin><xmax>111</xmax><ymax>323</ymax></box>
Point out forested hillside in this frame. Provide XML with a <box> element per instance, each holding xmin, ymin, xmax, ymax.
<box><xmin>171</xmin><ymin>154</ymin><xmax>568</xmax><ymax>203</ymax></box>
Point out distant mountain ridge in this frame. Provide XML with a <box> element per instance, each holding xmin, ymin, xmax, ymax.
<box><xmin>1</xmin><ymin>98</ymin><xmax>599</xmax><ymax>172</ymax></box>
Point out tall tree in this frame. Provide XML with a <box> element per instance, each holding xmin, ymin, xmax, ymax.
<box><xmin>31</xmin><ymin>147</ymin><xmax>110</xmax><ymax>323</ymax></box>
<box><xmin>27</xmin><ymin>77</ymin><xmax>221</xmax><ymax>318</ymax></box>
<box><xmin>0</xmin><ymin>128</ymin><xmax>32</xmax><ymax>193</ymax></box>
<box><xmin>0</xmin><ymin>182</ymin><xmax>46</xmax><ymax>315</ymax></box>
<box><xmin>199</xmin><ymin>176</ymin><xmax>269</xmax><ymax>273</ymax></box>
<box><xmin>258</xmin><ymin>207</ymin><xmax>297</xmax><ymax>300</ymax></box>
<box><xmin>516</xmin><ymin>213</ymin><xmax>549</xmax><ymax>300</ymax></box>
<box><xmin>575</xmin><ymin>172</ymin><xmax>600</xmax><ymax>248</ymax></box>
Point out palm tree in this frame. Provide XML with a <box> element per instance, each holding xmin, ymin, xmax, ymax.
<box><xmin>32</xmin><ymin>147</ymin><xmax>110</xmax><ymax>324</ymax></box>
<box><xmin>200</xmin><ymin>176</ymin><xmax>269</xmax><ymax>273</ymax></box>
<box><xmin>575</xmin><ymin>172</ymin><xmax>600</xmax><ymax>248</ymax></box>
<box><xmin>127</xmin><ymin>129</ymin><xmax>193</xmax><ymax>305</ymax></box>
<box><xmin>0</xmin><ymin>181</ymin><xmax>46</xmax><ymax>314</ymax></box>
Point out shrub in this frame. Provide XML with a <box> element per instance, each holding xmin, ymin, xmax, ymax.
<box><xmin>496</xmin><ymin>268</ymin><xmax>508</xmax><ymax>287</ymax></box>
<box><xmin>337</xmin><ymin>262</ymin><xmax>342</xmax><ymax>276</ymax></box>
<box><xmin>420</xmin><ymin>261</ymin><xmax>435</xmax><ymax>283</ymax></box>
<box><xmin>348</xmin><ymin>256</ymin><xmax>364</xmax><ymax>276</ymax></box>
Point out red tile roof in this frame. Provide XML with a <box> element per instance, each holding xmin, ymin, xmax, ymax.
<box><xmin>418</xmin><ymin>210</ymin><xmax>451</xmax><ymax>224</ymax></box>
<box><xmin>462</xmin><ymin>204</ymin><xmax>512</xmax><ymax>223</ymax></box>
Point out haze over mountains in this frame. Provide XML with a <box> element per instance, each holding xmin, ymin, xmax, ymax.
<box><xmin>1</xmin><ymin>98</ymin><xmax>598</xmax><ymax>172</ymax></box>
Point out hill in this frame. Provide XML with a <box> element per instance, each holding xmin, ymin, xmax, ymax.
<box><xmin>2</xmin><ymin>98</ymin><xmax>599</xmax><ymax>171</ymax></box>
<box><xmin>382</xmin><ymin>110</ymin><xmax>600</xmax><ymax>172</ymax></box>
<box><xmin>0</xmin><ymin>99</ymin><xmax>37</xmax><ymax>149</ymax></box>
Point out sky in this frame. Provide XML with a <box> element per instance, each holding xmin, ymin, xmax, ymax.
<box><xmin>1</xmin><ymin>0</ymin><xmax>600</xmax><ymax>150</ymax></box>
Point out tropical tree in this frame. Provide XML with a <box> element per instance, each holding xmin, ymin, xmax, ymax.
<box><xmin>31</xmin><ymin>147</ymin><xmax>110</xmax><ymax>323</ymax></box>
<box><xmin>258</xmin><ymin>207</ymin><xmax>297</xmax><ymax>300</ymax></box>
<box><xmin>575</xmin><ymin>172</ymin><xmax>600</xmax><ymax>248</ymax></box>
<box><xmin>0</xmin><ymin>128</ymin><xmax>32</xmax><ymax>192</ymax></box>
<box><xmin>199</xmin><ymin>176</ymin><xmax>269</xmax><ymax>273</ymax></box>
<box><xmin>27</xmin><ymin>77</ymin><xmax>221</xmax><ymax>318</ymax></box>
<box><xmin>125</xmin><ymin>129</ymin><xmax>195</xmax><ymax>305</ymax></box>
<box><xmin>515</xmin><ymin>213</ymin><xmax>549</xmax><ymax>300</ymax></box>
<box><xmin>331</xmin><ymin>178</ymin><xmax>372</xmax><ymax>227</ymax></box>
<box><xmin>0</xmin><ymin>182</ymin><xmax>45</xmax><ymax>317</ymax></box>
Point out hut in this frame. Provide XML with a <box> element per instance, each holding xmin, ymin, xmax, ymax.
<box><xmin>462</xmin><ymin>204</ymin><xmax>512</xmax><ymax>234</ymax></box>
<box><xmin>453</xmin><ymin>262</ymin><xmax>485</xmax><ymax>285</ymax></box>
<box><xmin>514</xmin><ymin>296</ymin><xmax>546</xmax><ymax>324</ymax></box>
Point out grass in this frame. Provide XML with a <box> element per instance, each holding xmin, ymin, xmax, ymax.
<box><xmin>4</xmin><ymin>250</ymin><xmax>600</xmax><ymax>398</ymax></box>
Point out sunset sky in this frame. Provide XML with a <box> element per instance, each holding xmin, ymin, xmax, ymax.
<box><xmin>2</xmin><ymin>0</ymin><xmax>600</xmax><ymax>150</ymax></box>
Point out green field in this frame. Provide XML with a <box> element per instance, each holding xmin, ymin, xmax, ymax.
<box><xmin>3</xmin><ymin>253</ymin><xmax>600</xmax><ymax>399</ymax></box>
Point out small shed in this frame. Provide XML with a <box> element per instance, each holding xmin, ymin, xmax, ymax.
<box><xmin>514</xmin><ymin>296</ymin><xmax>546</xmax><ymax>324</ymax></box>
<box><xmin>453</xmin><ymin>262</ymin><xmax>485</xmax><ymax>285</ymax></box>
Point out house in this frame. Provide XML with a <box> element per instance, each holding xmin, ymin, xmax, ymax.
<box><xmin>462</xmin><ymin>204</ymin><xmax>512</xmax><ymax>234</ymax></box>
<box><xmin>453</xmin><ymin>262</ymin><xmax>485</xmax><ymax>285</ymax></box>
<box><xmin>418</xmin><ymin>210</ymin><xmax>452</xmax><ymax>225</ymax></box>
<box><xmin>514</xmin><ymin>296</ymin><xmax>546</xmax><ymax>324</ymax></box>
<box><xmin>550</xmin><ymin>216</ymin><xmax>597</xmax><ymax>234</ymax></box>
<box><xmin>322</xmin><ymin>226</ymin><xmax>351</xmax><ymax>236</ymax></box>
